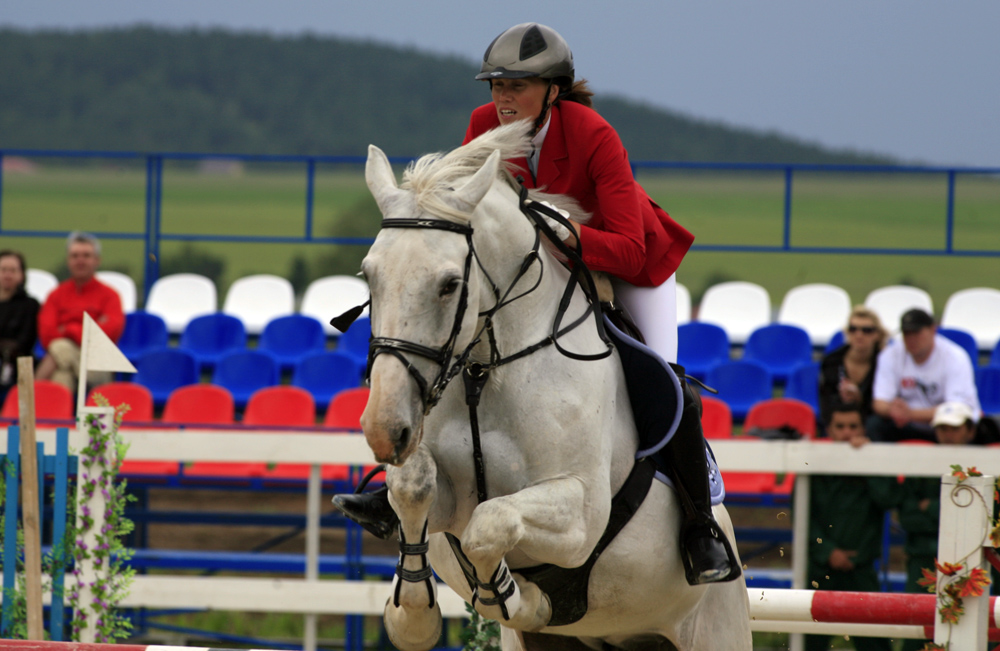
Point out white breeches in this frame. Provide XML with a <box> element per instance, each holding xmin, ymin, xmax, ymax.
<box><xmin>611</xmin><ymin>274</ymin><xmax>678</xmax><ymax>364</ymax></box>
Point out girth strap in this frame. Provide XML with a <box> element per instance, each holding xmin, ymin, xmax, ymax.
<box><xmin>446</xmin><ymin>456</ymin><xmax>656</xmax><ymax>627</ymax></box>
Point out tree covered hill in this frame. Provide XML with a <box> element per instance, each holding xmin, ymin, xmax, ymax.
<box><xmin>0</xmin><ymin>27</ymin><xmax>890</xmax><ymax>163</ymax></box>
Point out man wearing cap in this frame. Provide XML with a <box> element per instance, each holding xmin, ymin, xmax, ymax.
<box><xmin>896</xmin><ymin>401</ymin><xmax>994</xmax><ymax>651</ymax></box>
<box><xmin>868</xmin><ymin>308</ymin><xmax>980</xmax><ymax>443</ymax></box>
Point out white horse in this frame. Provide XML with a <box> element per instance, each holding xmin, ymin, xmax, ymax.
<box><xmin>359</xmin><ymin>121</ymin><xmax>751</xmax><ymax>651</ymax></box>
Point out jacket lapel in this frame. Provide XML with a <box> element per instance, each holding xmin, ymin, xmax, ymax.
<box><xmin>536</xmin><ymin>104</ymin><xmax>567</xmax><ymax>189</ymax></box>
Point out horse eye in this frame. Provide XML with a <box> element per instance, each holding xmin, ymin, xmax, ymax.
<box><xmin>440</xmin><ymin>279</ymin><xmax>460</xmax><ymax>297</ymax></box>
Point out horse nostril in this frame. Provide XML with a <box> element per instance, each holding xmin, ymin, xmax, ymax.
<box><xmin>396</xmin><ymin>427</ymin><xmax>411</xmax><ymax>455</ymax></box>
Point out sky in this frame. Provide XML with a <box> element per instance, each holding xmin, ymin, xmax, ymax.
<box><xmin>2</xmin><ymin>0</ymin><xmax>998</xmax><ymax>168</ymax></box>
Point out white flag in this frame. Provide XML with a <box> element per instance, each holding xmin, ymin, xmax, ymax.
<box><xmin>81</xmin><ymin>312</ymin><xmax>136</xmax><ymax>374</ymax></box>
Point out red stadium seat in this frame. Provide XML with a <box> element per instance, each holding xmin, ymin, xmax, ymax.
<box><xmin>323</xmin><ymin>387</ymin><xmax>369</xmax><ymax>430</ymax></box>
<box><xmin>2</xmin><ymin>381</ymin><xmax>74</xmax><ymax>422</ymax></box>
<box><xmin>243</xmin><ymin>386</ymin><xmax>316</xmax><ymax>427</ymax></box>
<box><xmin>161</xmin><ymin>384</ymin><xmax>235</xmax><ymax>426</ymax></box>
<box><xmin>744</xmin><ymin>398</ymin><xmax>817</xmax><ymax>439</ymax></box>
<box><xmin>701</xmin><ymin>395</ymin><xmax>732</xmax><ymax>439</ymax></box>
<box><xmin>88</xmin><ymin>382</ymin><xmax>176</xmax><ymax>475</ymax></box>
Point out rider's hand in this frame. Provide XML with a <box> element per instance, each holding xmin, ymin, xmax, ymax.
<box><xmin>534</xmin><ymin>200</ymin><xmax>573</xmax><ymax>243</ymax></box>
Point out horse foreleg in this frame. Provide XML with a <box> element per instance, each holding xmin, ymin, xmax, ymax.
<box><xmin>383</xmin><ymin>445</ymin><xmax>443</xmax><ymax>651</ymax></box>
<box><xmin>463</xmin><ymin>478</ymin><xmax>595</xmax><ymax>630</ymax></box>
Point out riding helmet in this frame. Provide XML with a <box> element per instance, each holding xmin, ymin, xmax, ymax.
<box><xmin>476</xmin><ymin>23</ymin><xmax>575</xmax><ymax>89</ymax></box>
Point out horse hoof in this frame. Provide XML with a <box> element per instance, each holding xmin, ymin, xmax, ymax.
<box><xmin>384</xmin><ymin>598</ymin><xmax>442</xmax><ymax>651</ymax></box>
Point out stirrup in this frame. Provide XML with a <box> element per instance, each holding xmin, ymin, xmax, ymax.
<box><xmin>680</xmin><ymin>518</ymin><xmax>741</xmax><ymax>586</ymax></box>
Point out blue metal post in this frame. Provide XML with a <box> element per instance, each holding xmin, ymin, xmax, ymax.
<box><xmin>49</xmin><ymin>427</ymin><xmax>71</xmax><ymax>641</ymax></box>
<box><xmin>305</xmin><ymin>159</ymin><xmax>316</xmax><ymax>240</ymax></box>
<box><xmin>1</xmin><ymin>426</ymin><xmax>21</xmax><ymax>635</ymax></box>
<box><xmin>143</xmin><ymin>156</ymin><xmax>156</xmax><ymax>306</ymax></box>
<box><xmin>0</xmin><ymin>153</ymin><xmax>5</xmax><ymax>230</ymax></box>
<box><xmin>945</xmin><ymin>170</ymin><xmax>956</xmax><ymax>253</ymax></box>
<box><xmin>783</xmin><ymin>167</ymin><xmax>793</xmax><ymax>250</ymax></box>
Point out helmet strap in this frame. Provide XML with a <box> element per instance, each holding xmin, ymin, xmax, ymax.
<box><xmin>533</xmin><ymin>81</ymin><xmax>555</xmax><ymax>134</ymax></box>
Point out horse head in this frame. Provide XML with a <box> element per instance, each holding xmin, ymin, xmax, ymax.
<box><xmin>360</xmin><ymin>140</ymin><xmax>510</xmax><ymax>465</ymax></box>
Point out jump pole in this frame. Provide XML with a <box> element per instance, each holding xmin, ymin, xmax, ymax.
<box><xmin>0</xmin><ymin>642</ymin><xmax>284</xmax><ymax>651</ymax></box>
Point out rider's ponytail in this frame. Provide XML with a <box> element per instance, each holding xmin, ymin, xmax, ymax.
<box><xmin>559</xmin><ymin>79</ymin><xmax>594</xmax><ymax>108</ymax></box>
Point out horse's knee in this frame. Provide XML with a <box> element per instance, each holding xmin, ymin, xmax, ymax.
<box><xmin>388</xmin><ymin>446</ymin><xmax>437</xmax><ymax>513</ymax></box>
<box><xmin>463</xmin><ymin>500</ymin><xmax>525</xmax><ymax>563</ymax></box>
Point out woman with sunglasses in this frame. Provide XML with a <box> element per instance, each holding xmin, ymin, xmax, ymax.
<box><xmin>819</xmin><ymin>306</ymin><xmax>889</xmax><ymax>425</ymax></box>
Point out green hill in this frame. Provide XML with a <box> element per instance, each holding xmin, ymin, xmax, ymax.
<box><xmin>0</xmin><ymin>27</ymin><xmax>891</xmax><ymax>164</ymax></box>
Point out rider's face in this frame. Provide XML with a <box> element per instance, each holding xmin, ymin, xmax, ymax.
<box><xmin>491</xmin><ymin>78</ymin><xmax>558</xmax><ymax>127</ymax></box>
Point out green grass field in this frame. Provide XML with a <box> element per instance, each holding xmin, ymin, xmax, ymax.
<box><xmin>2</xmin><ymin>164</ymin><xmax>998</xmax><ymax>316</ymax></box>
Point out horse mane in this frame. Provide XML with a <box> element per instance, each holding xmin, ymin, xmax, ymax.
<box><xmin>400</xmin><ymin>121</ymin><xmax>589</xmax><ymax>226</ymax></box>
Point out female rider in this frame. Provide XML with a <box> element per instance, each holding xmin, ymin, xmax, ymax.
<box><xmin>335</xmin><ymin>23</ymin><xmax>739</xmax><ymax>586</ymax></box>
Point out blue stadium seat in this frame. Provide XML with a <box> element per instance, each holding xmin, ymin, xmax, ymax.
<box><xmin>133</xmin><ymin>349</ymin><xmax>199</xmax><ymax>407</ymax></box>
<box><xmin>179</xmin><ymin>313</ymin><xmax>247</xmax><ymax>372</ymax></box>
<box><xmin>706</xmin><ymin>360</ymin><xmax>773</xmax><ymax>421</ymax></box>
<box><xmin>823</xmin><ymin>330</ymin><xmax>845</xmax><ymax>355</ymax></box>
<box><xmin>212</xmin><ymin>350</ymin><xmax>279</xmax><ymax>408</ymax></box>
<box><xmin>782</xmin><ymin>361</ymin><xmax>820</xmax><ymax>417</ymax></box>
<box><xmin>993</xmin><ymin>341</ymin><xmax>1000</xmax><ymax>367</ymax></box>
<box><xmin>743</xmin><ymin>323</ymin><xmax>814</xmax><ymax>384</ymax></box>
<box><xmin>336</xmin><ymin>315</ymin><xmax>371</xmax><ymax>366</ymax></box>
<box><xmin>977</xmin><ymin>365</ymin><xmax>1000</xmax><ymax>415</ymax></box>
<box><xmin>677</xmin><ymin>322</ymin><xmax>730</xmax><ymax>381</ymax></box>
<box><xmin>292</xmin><ymin>351</ymin><xmax>363</xmax><ymax>409</ymax></box>
<box><xmin>117</xmin><ymin>311</ymin><xmax>169</xmax><ymax>365</ymax></box>
<box><xmin>939</xmin><ymin>327</ymin><xmax>979</xmax><ymax>368</ymax></box>
<box><xmin>257</xmin><ymin>314</ymin><xmax>327</xmax><ymax>373</ymax></box>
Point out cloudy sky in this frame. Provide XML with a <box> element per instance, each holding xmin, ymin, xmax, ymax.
<box><xmin>3</xmin><ymin>0</ymin><xmax>998</xmax><ymax>167</ymax></box>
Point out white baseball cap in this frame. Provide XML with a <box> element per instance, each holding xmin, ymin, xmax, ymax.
<box><xmin>932</xmin><ymin>402</ymin><xmax>975</xmax><ymax>428</ymax></box>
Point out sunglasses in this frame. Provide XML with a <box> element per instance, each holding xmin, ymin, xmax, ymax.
<box><xmin>848</xmin><ymin>325</ymin><xmax>877</xmax><ymax>334</ymax></box>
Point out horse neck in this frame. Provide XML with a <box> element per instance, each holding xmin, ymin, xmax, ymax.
<box><xmin>470</xmin><ymin>187</ymin><xmax>594</xmax><ymax>359</ymax></box>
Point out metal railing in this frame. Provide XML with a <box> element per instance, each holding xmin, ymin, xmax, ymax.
<box><xmin>1</xmin><ymin>148</ymin><xmax>998</xmax><ymax>298</ymax></box>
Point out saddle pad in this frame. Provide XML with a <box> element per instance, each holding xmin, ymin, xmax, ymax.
<box><xmin>603</xmin><ymin>315</ymin><xmax>726</xmax><ymax>506</ymax></box>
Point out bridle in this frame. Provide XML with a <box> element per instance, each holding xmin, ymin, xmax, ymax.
<box><xmin>337</xmin><ymin>184</ymin><xmax>614</xmax><ymax>421</ymax></box>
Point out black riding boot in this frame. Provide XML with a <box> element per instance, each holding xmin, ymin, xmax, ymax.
<box><xmin>332</xmin><ymin>485</ymin><xmax>399</xmax><ymax>540</ymax></box>
<box><xmin>663</xmin><ymin>364</ymin><xmax>741</xmax><ymax>585</ymax></box>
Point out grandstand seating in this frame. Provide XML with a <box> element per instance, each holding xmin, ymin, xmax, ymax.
<box><xmin>161</xmin><ymin>384</ymin><xmax>235</xmax><ymax>425</ymax></box>
<box><xmin>258</xmin><ymin>314</ymin><xmax>327</xmax><ymax>373</ymax></box>
<box><xmin>993</xmin><ymin>341</ymin><xmax>1000</xmax><ymax>367</ymax></box>
<box><xmin>1</xmin><ymin>381</ymin><xmax>74</xmax><ymax>421</ymax></box>
<box><xmin>301</xmin><ymin>275</ymin><xmax>370</xmax><ymax>336</ymax></box>
<box><xmin>743</xmin><ymin>398</ymin><xmax>817</xmax><ymax>439</ymax></box>
<box><xmin>742</xmin><ymin>323</ymin><xmax>813</xmax><ymax>384</ymax></box>
<box><xmin>783</xmin><ymin>361</ymin><xmax>820</xmax><ymax>416</ymax></box>
<box><xmin>677</xmin><ymin>322</ymin><xmax>730</xmax><ymax>381</ymax></box>
<box><xmin>222</xmin><ymin>274</ymin><xmax>295</xmax><ymax>336</ymax></box>
<box><xmin>864</xmin><ymin>285</ymin><xmax>933</xmax><ymax>334</ymax></box>
<box><xmin>938</xmin><ymin>327</ymin><xmax>979</xmax><ymax>368</ymax></box>
<box><xmin>211</xmin><ymin>350</ymin><xmax>280</xmax><ymax>408</ymax></box>
<box><xmin>96</xmin><ymin>270</ymin><xmax>138</xmax><ymax>313</ymax></box>
<box><xmin>25</xmin><ymin>268</ymin><xmax>58</xmax><ymax>303</ymax></box>
<box><xmin>977</xmin><ymin>366</ymin><xmax>1000</xmax><ymax>415</ymax></box>
<box><xmin>146</xmin><ymin>273</ymin><xmax>218</xmax><ymax>334</ymax></box>
<box><xmin>243</xmin><ymin>385</ymin><xmax>316</xmax><ymax>427</ymax></box>
<box><xmin>676</xmin><ymin>282</ymin><xmax>692</xmax><ymax>325</ymax></box>
<box><xmin>700</xmin><ymin>395</ymin><xmax>732</xmax><ymax>439</ymax></box>
<box><xmin>134</xmin><ymin>349</ymin><xmax>199</xmax><ymax>407</ymax></box>
<box><xmin>941</xmin><ymin>287</ymin><xmax>1000</xmax><ymax>351</ymax></box>
<box><xmin>292</xmin><ymin>351</ymin><xmax>363</xmax><ymax>408</ymax></box>
<box><xmin>824</xmin><ymin>330</ymin><xmax>845</xmax><ymax>354</ymax></box>
<box><xmin>324</xmin><ymin>387</ymin><xmax>369</xmax><ymax>430</ymax></box>
<box><xmin>117</xmin><ymin>311</ymin><xmax>169</xmax><ymax>365</ymax></box>
<box><xmin>776</xmin><ymin>283</ymin><xmax>852</xmax><ymax>347</ymax></box>
<box><xmin>697</xmin><ymin>281</ymin><xmax>771</xmax><ymax>345</ymax></box>
<box><xmin>87</xmin><ymin>382</ymin><xmax>154</xmax><ymax>421</ymax></box>
<box><xmin>179</xmin><ymin>313</ymin><xmax>247</xmax><ymax>372</ymax></box>
<box><xmin>705</xmin><ymin>360</ymin><xmax>772</xmax><ymax>421</ymax></box>
<box><xmin>335</xmin><ymin>315</ymin><xmax>371</xmax><ymax>366</ymax></box>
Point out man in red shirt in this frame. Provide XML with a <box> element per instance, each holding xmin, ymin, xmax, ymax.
<box><xmin>37</xmin><ymin>232</ymin><xmax>124</xmax><ymax>393</ymax></box>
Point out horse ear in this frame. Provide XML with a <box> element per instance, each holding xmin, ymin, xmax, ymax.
<box><xmin>366</xmin><ymin>144</ymin><xmax>404</xmax><ymax>214</ymax></box>
<box><xmin>448</xmin><ymin>149</ymin><xmax>501</xmax><ymax>214</ymax></box>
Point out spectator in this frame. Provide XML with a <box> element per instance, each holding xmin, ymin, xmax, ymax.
<box><xmin>897</xmin><ymin>401</ymin><xmax>994</xmax><ymax>651</ymax></box>
<box><xmin>0</xmin><ymin>250</ymin><xmax>40</xmax><ymax>400</ymax></box>
<box><xmin>868</xmin><ymin>308</ymin><xmax>980</xmax><ymax>443</ymax></box>
<box><xmin>36</xmin><ymin>232</ymin><xmax>124</xmax><ymax>393</ymax></box>
<box><xmin>805</xmin><ymin>402</ymin><xmax>897</xmax><ymax>651</ymax></box>
<box><xmin>818</xmin><ymin>306</ymin><xmax>888</xmax><ymax>424</ymax></box>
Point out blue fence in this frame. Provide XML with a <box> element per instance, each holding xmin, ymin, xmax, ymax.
<box><xmin>1</xmin><ymin>148</ymin><xmax>998</xmax><ymax>299</ymax></box>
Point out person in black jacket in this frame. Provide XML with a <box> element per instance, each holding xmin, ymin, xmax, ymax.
<box><xmin>0</xmin><ymin>250</ymin><xmax>40</xmax><ymax>399</ymax></box>
<box><xmin>818</xmin><ymin>306</ymin><xmax>888</xmax><ymax>425</ymax></box>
